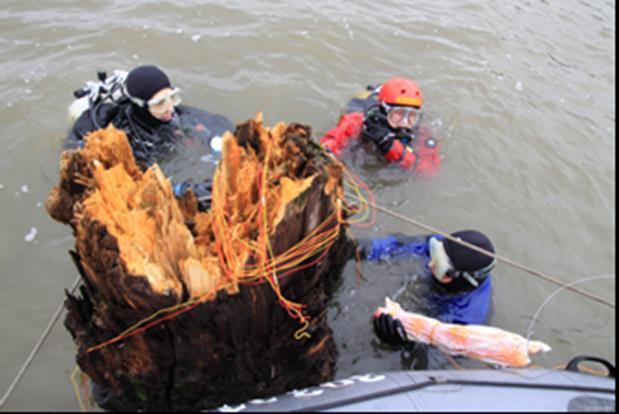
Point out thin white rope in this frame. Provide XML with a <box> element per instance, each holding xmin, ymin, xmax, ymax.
<box><xmin>354</xmin><ymin>197</ymin><xmax>615</xmax><ymax>309</ymax></box>
<box><xmin>526</xmin><ymin>274</ymin><xmax>615</xmax><ymax>342</ymax></box>
<box><xmin>0</xmin><ymin>276</ymin><xmax>81</xmax><ymax>408</ymax></box>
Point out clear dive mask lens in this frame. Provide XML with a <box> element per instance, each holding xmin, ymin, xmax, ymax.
<box><xmin>386</xmin><ymin>105</ymin><xmax>421</xmax><ymax>129</ymax></box>
<box><xmin>147</xmin><ymin>88</ymin><xmax>182</xmax><ymax>114</ymax></box>
<box><xmin>428</xmin><ymin>237</ymin><xmax>452</xmax><ymax>282</ymax></box>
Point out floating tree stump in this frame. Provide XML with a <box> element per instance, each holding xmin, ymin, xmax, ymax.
<box><xmin>46</xmin><ymin>114</ymin><xmax>355</xmax><ymax>411</ymax></box>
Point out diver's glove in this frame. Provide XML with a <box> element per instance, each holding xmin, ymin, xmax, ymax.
<box><xmin>192</xmin><ymin>180</ymin><xmax>213</xmax><ymax>212</ymax></box>
<box><xmin>362</xmin><ymin>115</ymin><xmax>395</xmax><ymax>155</ymax></box>
<box><xmin>373</xmin><ymin>312</ymin><xmax>409</xmax><ymax>347</ymax></box>
<box><xmin>172</xmin><ymin>180</ymin><xmax>213</xmax><ymax>211</ymax></box>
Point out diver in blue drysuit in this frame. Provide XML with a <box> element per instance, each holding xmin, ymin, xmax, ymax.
<box><xmin>357</xmin><ymin>230</ymin><xmax>496</xmax><ymax>347</ymax></box>
<box><xmin>65</xmin><ymin>64</ymin><xmax>235</xmax><ymax>211</ymax></box>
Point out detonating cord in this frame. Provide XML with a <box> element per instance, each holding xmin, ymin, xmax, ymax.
<box><xmin>526</xmin><ymin>274</ymin><xmax>615</xmax><ymax>341</ymax></box>
<box><xmin>0</xmin><ymin>275</ymin><xmax>82</xmax><ymax>409</ymax></box>
<box><xmin>70</xmin><ymin>365</ymin><xmax>87</xmax><ymax>412</ymax></box>
<box><xmin>350</xmin><ymin>196</ymin><xmax>614</xmax><ymax>310</ymax></box>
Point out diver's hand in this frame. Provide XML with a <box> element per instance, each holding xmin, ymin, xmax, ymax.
<box><xmin>172</xmin><ymin>180</ymin><xmax>212</xmax><ymax>211</ymax></box>
<box><xmin>173</xmin><ymin>180</ymin><xmax>212</xmax><ymax>199</ymax></box>
<box><xmin>363</xmin><ymin>121</ymin><xmax>395</xmax><ymax>155</ymax></box>
<box><xmin>373</xmin><ymin>312</ymin><xmax>408</xmax><ymax>347</ymax></box>
<box><xmin>191</xmin><ymin>180</ymin><xmax>212</xmax><ymax>199</ymax></box>
<box><xmin>191</xmin><ymin>180</ymin><xmax>212</xmax><ymax>212</ymax></box>
<box><xmin>173</xmin><ymin>181</ymin><xmax>191</xmax><ymax>197</ymax></box>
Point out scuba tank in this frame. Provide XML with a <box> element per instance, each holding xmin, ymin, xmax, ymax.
<box><xmin>67</xmin><ymin>69</ymin><xmax>129</xmax><ymax>127</ymax></box>
<box><xmin>345</xmin><ymin>84</ymin><xmax>381</xmax><ymax>115</ymax></box>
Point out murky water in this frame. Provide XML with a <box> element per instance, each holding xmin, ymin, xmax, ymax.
<box><xmin>0</xmin><ymin>0</ymin><xmax>615</xmax><ymax>410</ymax></box>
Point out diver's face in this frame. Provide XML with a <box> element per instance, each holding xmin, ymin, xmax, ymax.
<box><xmin>147</xmin><ymin>87</ymin><xmax>181</xmax><ymax>122</ymax></box>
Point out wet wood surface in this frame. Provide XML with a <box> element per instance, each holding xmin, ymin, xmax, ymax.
<box><xmin>46</xmin><ymin>114</ymin><xmax>354</xmax><ymax>410</ymax></box>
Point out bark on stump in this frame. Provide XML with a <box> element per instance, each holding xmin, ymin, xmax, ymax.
<box><xmin>46</xmin><ymin>114</ymin><xmax>354</xmax><ymax>411</ymax></box>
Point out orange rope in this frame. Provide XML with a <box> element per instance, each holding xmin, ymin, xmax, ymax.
<box><xmin>86</xmin><ymin>143</ymin><xmax>376</xmax><ymax>354</ymax></box>
<box><xmin>86</xmin><ymin>297</ymin><xmax>205</xmax><ymax>353</ymax></box>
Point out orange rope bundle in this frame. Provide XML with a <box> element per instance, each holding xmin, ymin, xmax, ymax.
<box><xmin>376</xmin><ymin>297</ymin><xmax>552</xmax><ymax>367</ymax></box>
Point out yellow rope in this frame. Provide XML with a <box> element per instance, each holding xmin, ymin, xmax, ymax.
<box><xmin>294</xmin><ymin>320</ymin><xmax>311</xmax><ymax>340</ymax></box>
<box><xmin>110</xmin><ymin>297</ymin><xmax>202</xmax><ymax>342</ymax></box>
<box><xmin>70</xmin><ymin>365</ymin><xmax>86</xmax><ymax>412</ymax></box>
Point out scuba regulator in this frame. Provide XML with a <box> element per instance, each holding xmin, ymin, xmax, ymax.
<box><xmin>71</xmin><ymin>70</ymin><xmax>130</xmax><ymax>129</ymax></box>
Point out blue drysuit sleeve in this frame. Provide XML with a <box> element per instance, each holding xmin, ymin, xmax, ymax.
<box><xmin>363</xmin><ymin>234</ymin><xmax>431</xmax><ymax>262</ymax></box>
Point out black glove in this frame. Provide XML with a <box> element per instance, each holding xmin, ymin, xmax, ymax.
<box><xmin>192</xmin><ymin>180</ymin><xmax>213</xmax><ymax>212</ymax></box>
<box><xmin>191</xmin><ymin>180</ymin><xmax>212</xmax><ymax>199</ymax></box>
<box><xmin>173</xmin><ymin>179</ymin><xmax>213</xmax><ymax>211</ymax></box>
<box><xmin>373</xmin><ymin>313</ymin><xmax>409</xmax><ymax>347</ymax></box>
<box><xmin>361</xmin><ymin>111</ymin><xmax>395</xmax><ymax>155</ymax></box>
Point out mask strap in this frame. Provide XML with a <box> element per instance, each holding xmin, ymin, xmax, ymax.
<box><xmin>451</xmin><ymin>259</ymin><xmax>496</xmax><ymax>287</ymax></box>
<box><xmin>461</xmin><ymin>273</ymin><xmax>479</xmax><ymax>288</ymax></box>
<box><xmin>122</xmin><ymin>83</ymin><xmax>148</xmax><ymax>109</ymax></box>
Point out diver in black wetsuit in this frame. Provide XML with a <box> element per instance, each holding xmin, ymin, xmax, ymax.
<box><xmin>66</xmin><ymin>65</ymin><xmax>235</xmax><ymax>210</ymax></box>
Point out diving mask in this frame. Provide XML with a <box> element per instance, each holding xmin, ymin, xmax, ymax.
<box><xmin>147</xmin><ymin>88</ymin><xmax>182</xmax><ymax>115</ymax></box>
<box><xmin>384</xmin><ymin>104</ymin><xmax>421</xmax><ymax>130</ymax></box>
<box><xmin>428</xmin><ymin>237</ymin><xmax>452</xmax><ymax>283</ymax></box>
<box><xmin>124</xmin><ymin>84</ymin><xmax>182</xmax><ymax>114</ymax></box>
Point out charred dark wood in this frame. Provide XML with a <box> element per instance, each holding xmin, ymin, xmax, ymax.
<box><xmin>48</xmin><ymin>115</ymin><xmax>354</xmax><ymax>411</ymax></box>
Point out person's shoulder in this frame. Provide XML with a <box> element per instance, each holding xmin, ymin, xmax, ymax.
<box><xmin>345</xmin><ymin>85</ymin><xmax>380</xmax><ymax>114</ymax></box>
<box><xmin>340</xmin><ymin>111</ymin><xmax>364</xmax><ymax>123</ymax></box>
<box><xmin>64</xmin><ymin>102</ymin><xmax>128</xmax><ymax>149</ymax></box>
<box><xmin>65</xmin><ymin>105</ymin><xmax>105</xmax><ymax>148</ymax></box>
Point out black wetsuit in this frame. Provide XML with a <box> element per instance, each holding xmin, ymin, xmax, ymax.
<box><xmin>66</xmin><ymin>101</ymin><xmax>235</xmax><ymax>209</ymax></box>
